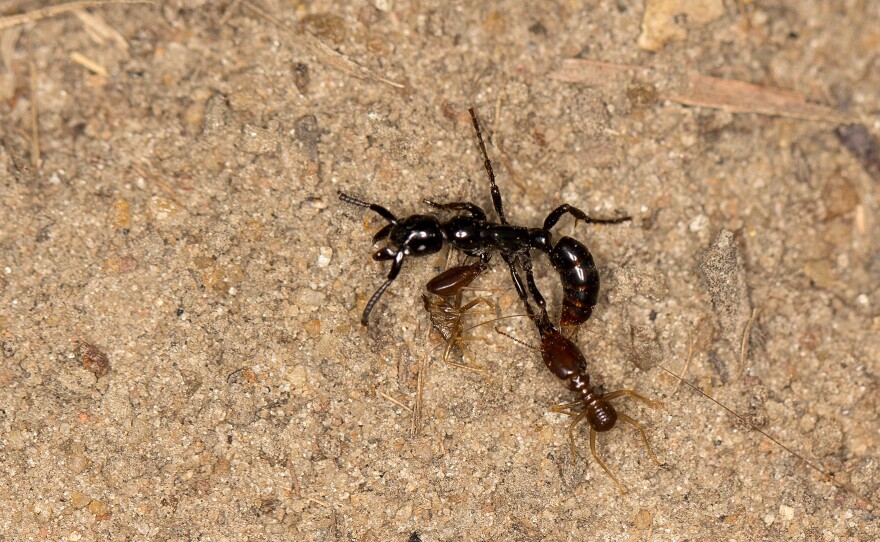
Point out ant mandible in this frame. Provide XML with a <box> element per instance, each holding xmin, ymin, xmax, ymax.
<box><xmin>339</xmin><ymin>108</ymin><xmax>630</xmax><ymax>326</ymax></box>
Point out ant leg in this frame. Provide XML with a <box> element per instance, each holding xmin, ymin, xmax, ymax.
<box><xmin>501</xmin><ymin>254</ymin><xmax>549</xmax><ymax>322</ymax></box>
<box><xmin>518</xmin><ymin>252</ymin><xmax>548</xmax><ymax>316</ymax></box>
<box><xmin>468</xmin><ymin>108</ymin><xmax>508</xmax><ymax>224</ymax></box>
<box><xmin>617</xmin><ymin>413</ymin><xmax>663</xmax><ymax>466</ymax></box>
<box><xmin>361</xmin><ymin>251</ymin><xmax>405</xmax><ymax>325</ymax></box>
<box><xmin>339</xmin><ymin>192</ymin><xmax>399</xmax><ymax>224</ymax></box>
<box><xmin>502</xmin><ymin>253</ymin><xmax>554</xmax><ymax>332</ymax></box>
<box><xmin>604</xmin><ymin>389</ymin><xmax>664</xmax><ymax>410</ymax></box>
<box><xmin>423</xmin><ymin>199</ymin><xmax>487</xmax><ymax>221</ymax></box>
<box><xmin>543</xmin><ymin>204</ymin><xmax>630</xmax><ymax>231</ymax></box>
<box><xmin>501</xmin><ymin>255</ymin><xmax>531</xmax><ymax>310</ymax></box>
<box><xmin>591</xmin><ymin>428</ymin><xmax>628</xmax><ymax>495</ymax></box>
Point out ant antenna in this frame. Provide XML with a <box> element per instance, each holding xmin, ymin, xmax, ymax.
<box><xmin>338</xmin><ymin>191</ymin><xmax>399</xmax><ymax>225</ymax></box>
<box><xmin>339</xmin><ymin>191</ymin><xmax>409</xmax><ymax>325</ymax></box>
<box><xmin>468</xmin><ymin>108</ymin><xmax>508</xmax><ymax>225</ymax></box>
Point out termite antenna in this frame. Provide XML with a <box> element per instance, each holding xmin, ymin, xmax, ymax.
<box><xmin>493</xmin><ymin>325</ymin><xmax>540</xmax><ymax>351</ymax></box>
<box><xmin>657</xmin><ymin>364</ymin><xmax>874</xmax><ymax>507</ymax></box>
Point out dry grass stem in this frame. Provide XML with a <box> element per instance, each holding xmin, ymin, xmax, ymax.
<box><xmin>0</xmin><ymin>1</ymin><xmax>156</xmax><ymax>31</ymax></box>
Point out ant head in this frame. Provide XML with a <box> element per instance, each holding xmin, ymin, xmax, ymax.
<box><xmin>338</xmin><ymin>192</ymin><xmax>447</xmax><ymax>325</ymax></box>
<box><xmin>373</xmin><ymin>214</ymin><xmax>444</xmax><ymax>260</ymax></box>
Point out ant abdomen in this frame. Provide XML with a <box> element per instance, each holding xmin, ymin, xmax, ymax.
<box><xmin>549</xmin><ymin>236</ymin><xmax>600</xmax><ymax>327</ymax></box>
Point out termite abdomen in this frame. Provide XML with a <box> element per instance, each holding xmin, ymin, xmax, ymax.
<box><xmin>425</xmin><ymin>262</ymin><xmax>485</xmax><ymax>297</ymax></box>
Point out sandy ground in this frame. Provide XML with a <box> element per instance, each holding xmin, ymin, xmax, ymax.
<box><xmin>1</xmin><ymin>1</ymin><xmax>879</xmax><ymax>540</ymax></box>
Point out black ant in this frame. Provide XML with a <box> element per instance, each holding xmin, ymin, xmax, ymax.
<box><xmin>339</xmin><ymin>108</ymin><xmax>630</xmax><ymax>326</ymax></box>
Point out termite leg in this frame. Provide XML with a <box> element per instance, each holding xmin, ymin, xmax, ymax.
<box><xmin>617</xmin><ymin>413</ymin><xmax>662</xmax><ymax>466</ymax></box>
<box><xmin>432</xmin><ymin>291</ymin><xmax>495</xmax><ymax>374</ymax></box>
<box><xmin>564</xmin><ymin>410</ymin><xmax>589</xmax><ymax>459</ymax></box>
<box><xmin>603</xmin><ymin>389</ymin><xmax>664</xmax><ymax>410</ymax></box>
<box><xmin>551</xmin><ymin>400</ymin><xmax>584</xmax><ymax>414</ymax></box>
<box><xmin>591</xmin><ymin>428</ymin><xmax>628</xmax><ymax>495</ymax></box>
<box><xmin>447</xmin><ymin>296</ymin><xmax>497</xmax><ymax>366</ymax></box>
<box><xmin>604</xmin><ymin>389</ymin><xmax>663</xmax><ymax>467</ymax></box>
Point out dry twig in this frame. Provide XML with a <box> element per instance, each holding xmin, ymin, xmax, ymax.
<box><xmin>0</xmin><ymin>0</ymin><xmax>155</xmax><ymax>31</ymax></box>
<box><xmin>239</xmin><ymin>1</ymin><xmax>404</xmax><ymax>89</ymax></box>
<box><xmin>69</xmin><ymin>51</ymin><xmax>108</xmax><ymax>76</ymax></box>
<box><xmin>737</xmin><ymin>307</ymin><xmax>763</xmax><ymax>380</ymax></box>
<box><xmin>29</xmin><ymin>60</ymin><xmax>39</xmax><ymax>169</ymax></box>
<box><xmin>73</xmin><ymin>8</ymin><xmax>129</xmax><ymax>51</ymax></box>
<box><xmin>667</xmin><ymin>72</ymin><xmax>855</xmax><ymax>124</ymax></box>
<box><xmin>549</xmin><ymin>59</ymin><xmax>858</xmax><ymax>124</ymax></box>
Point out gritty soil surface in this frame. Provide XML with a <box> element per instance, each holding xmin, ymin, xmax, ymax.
<box><xmin>1</xmin><ymin>1</ymin><xmax>879</xmax><ymax>541</ymax></box>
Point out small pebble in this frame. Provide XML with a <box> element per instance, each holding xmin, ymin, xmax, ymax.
<box><xmin>635</xmin><ymin>508</ymin><xmax>653</xmax><ymax>529</ymax></box>
<box><xmin>395</xmin><ymin>503</ymin><xmax>413</xmax><ymax>522</ymax></box>
<box><xmin>110</xmin><ymin>199</ymin><xmax>132</xmax><ymax>231</ymax></box>
<box><xmin>79</xmin><ymin>342</ymin><xmax>110</xmax><ymax>378</ymax></box>
<box><xmin>295</xmin><ymin>287</ymin><xmax>326</xmax><ymax>308</ymax></box>
<box><xmin>88</xmin><ymin>500</ymin><xmax>111</xmax><ymax>519</ymax></box>
<box><xmin>67</xmin><ymin>451</ymin><xmax>90</xmax><ymax>474</ymax></box>
<box><xmin>317</xmin><ymin>247</ymin><xmax>332</xmax><ymax>268</ymax></box>
<box><xmin>689</xmin><ymin>213</ymin><xmax>709</xmax><ymax>232</ymax></box>
<box><xmin>779</xmin><ymin>504</ymin><xmax>794</xmax><ymax>522</ymax></box>
<box><xmin>184</xmin><ymin>101</ymin><xmax>206</xmax><ymax>131</ymax></box>
<box><xmin>7</xmin><ymin>429</ymin><xmax>26</xmax><ymax>450</ymax></box>
<box><xmin>288</xmin><ymin>365</ymin><xmax>309</xmax><ymax>391</ymax></box>
<box><xmin>71</xmin><ymin>492</ymin><xmax>91</xmax><ymax>509</ymax></box>
<box><xmin>303</xmin><ymin>319</ymin><xmax>322</xmax><ymax>338</ymax></box>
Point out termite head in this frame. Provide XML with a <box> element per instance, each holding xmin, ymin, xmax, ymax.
<box><xmin>537</xmin><ymin>324</ymin><xmax>588</xmax><ymax>382</ymax></box>
<box><xmin>425</xmin><ymin>263</ymin><xmax>485</xmax><ymax>297</ymax></box>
